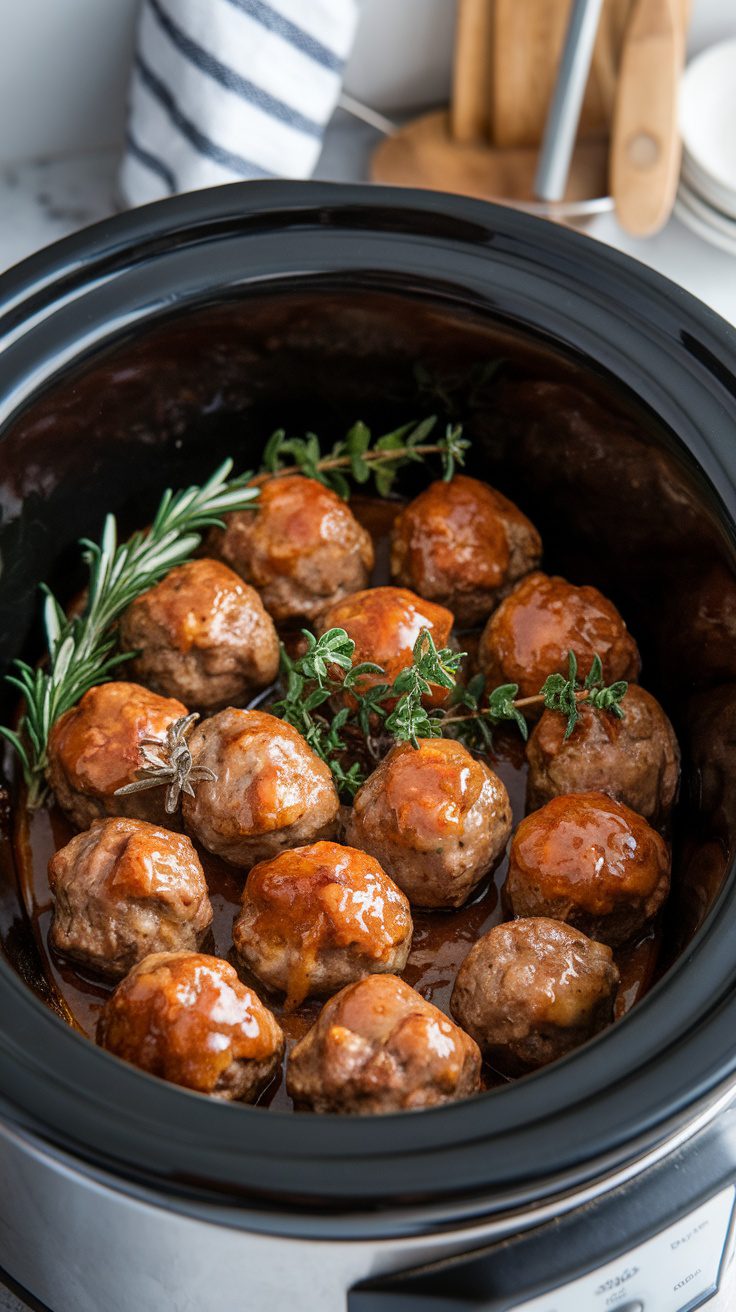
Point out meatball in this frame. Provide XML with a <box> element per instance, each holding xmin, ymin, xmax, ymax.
<box><xmin>318</xmin><ymin>586</ymin><xmax>454</xmax><ymax>704</ymax></box>
<box><xmin>499</xmin><ymin>380</ymin><xmax>703</xmax><ymax>563</ymax></box>
<box><xmin>390</xmin><ymin>474</ymin><xmax>541</xmax><ymax>625</ymax></box>
<box><xmin>182</xmin><ymin>708</ymin><xmax>340</xmax><ymax>867</ymax></box>
<box><xmin>98</xmin><ymin>951</ymin><xmax>284</xmax><ymax>1100</ymax></box>
<box><xmin>478</xmin><ymin>571</ymin><xmax>640</xmax><ymax>703</ymax></box>
<box><xmin>687</xmin><ymin>684</ymin><xmax>736</xmax><ymax>831</ymax></box>
<box><xmin>506</xmin><ymin>791</ymin><xmax>671</xmax><ymax>946</ymax></box>
<box><xmin>233</xmin><ymin>841</ymin><xmax>412</xmax><ymax>1007</ymax></box>
<box><xmin>660</xmin><ymin>563</ymin><xmax>736</xmax><ymax>689</ymax></box>
<box><xmin>451</xmin><ymin>917</ymin><xmax>619</xmax><ymax>1070</ymax></box>
<box><xmin>344</xmin><ymin>739</ymin><xmax>511</xmax><ymax>908</ymax></box>
<box><xmin>47</xmin><ymin>681</ymin><xmax>188</xmax><ymax>830</ymax></box>
<box><xmin>207</xmin><ymin>474</ymin><xmax>374</xmax><ymax>625</ymax></box>
<box><xmin>119</xmin><ymin>558</ymin><xmax>279</xmax><ymax>712</ymax></box>
<box><xmin>526</xmin><ymin>685</ymin><xmax>680</xmax><ymax>827</ymax></box>
<box><xmin>286</xmin><ymin>974</ymin><xmax>481</xmax><ymax>1113</ymax></box>
<box><xmin>48</xmin><ymin>818</ymin><xmax>213</xmax><ymax>979</ymax></box>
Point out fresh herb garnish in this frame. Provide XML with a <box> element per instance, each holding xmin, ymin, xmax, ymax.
<box><xmin>1</xmin><ymin>418</ymin><xmax>464</xmax><ymax>810</ymax></box>
<box><xmin>383</xmin><ymin>631</ymin><xmax>463</xmax><ymax>748</ymax></box>
<box><xmin>257</xmin><ymin>417</ymin><xmax>469</xmax><ymax>498</ymax></box>
<box><xmin>444</xmin><ymin>649</ymin><xmax>628</xmax><ymax>747</ymax></box>
<box><xmin>1</xmin><ymin>460</ymin><xmax>258</xmax><ymax>808</ymax></box>
<box><xmin>269</xmin><ymin>629</ymin><xmax>384</xmax><ymax>798</ymax></box>
<box><xmin>267</xmin><ymin>629</ymin><xmax>628</xmax><ymax>799</ymax></box>
<box><xmin>114</xmin><ymin>712</ymin><xmax>216</xmax><ymax>813</ymax></box>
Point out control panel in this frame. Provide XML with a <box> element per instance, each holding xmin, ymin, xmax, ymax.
<box><xmin>513</xmin><ymin>1187</ymin><xmax>734</xmax><ymax>1312</ymax></box>
<box><xmin>350</xmin><ymin>1115</ymin><xmax>736</xmax><ymax>1312</ymax></box>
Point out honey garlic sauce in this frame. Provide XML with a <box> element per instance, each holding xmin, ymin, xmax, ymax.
<box><xmin>479</xmin><ymin>572</ymin><xmax>641</xmax><ymax>699</ymax></box>
<box><xmin>318</xmin><ymin>586</ymin><xmax>454</xmax><ymax>703</ymax></box>
<box><xmin>13</xmin><ymin>496</ymin><xmax>660</xmax><ymax>1110</ymax></box>
<box><xmin>234</xmin><ymin>842</ymin><xmax>412</xmax><ymax>1009</ymax></box>
<box><xmin>511</xmin><ymin>795</ymin><xmax>668</xmax><ymax>915</ymax></box>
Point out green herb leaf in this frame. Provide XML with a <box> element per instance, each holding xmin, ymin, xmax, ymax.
<box><xmin>3</xmin><ymin>459</ymin><xmax>259</xmax><ymax>807</ymax></box>
<box><xmin>262</xmin><ymin>428</ymin><xmax>286</xmax><ymax>473</ymax></box>
<box><xmin>585</xmin><ymin>654</ymin><xmax>603</xmax><ymax>689</ymax></box>
<box><xmin>486</xmin><ymin>682</ymin><xmax>528</xmax><ymax>740</ymax></box>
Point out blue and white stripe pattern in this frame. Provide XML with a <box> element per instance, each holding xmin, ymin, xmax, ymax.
<box><xmin>120</xmin><ymin>0</ymin><xmax>360</xmax><ymax>206</ymax></box>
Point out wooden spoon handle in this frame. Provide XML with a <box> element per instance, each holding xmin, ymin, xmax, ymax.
<box><xmin>451</xmin><ymin>0</ymin><xmax>493</xmax><ymax>143</ymax></box>
<box><xmin>610</xmin><ymin>0</ymin><xmax>684</xmax><ymax>235</ymax></box>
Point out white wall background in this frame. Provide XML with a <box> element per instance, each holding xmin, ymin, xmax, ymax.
<box><xmin>0</xmin><ymin>0</ymin><xmax>734</xmax><ymax>163</ymax></box>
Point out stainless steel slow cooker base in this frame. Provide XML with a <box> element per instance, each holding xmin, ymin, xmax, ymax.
<box><xmin>2</xmin><ymin>1088</ymin><xmax>736</xmax><ymax>1312</ymax></box>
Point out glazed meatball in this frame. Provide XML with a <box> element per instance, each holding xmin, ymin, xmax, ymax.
<box><xmin>506</xmin><ymin>791</ymin><xmax>671</xmax><ymax>946</ymax></box>
<box><xmin>119</xmin><ymin>558</ymin><xmax>279</xmax><ymax>712</ymax></box>
<box><xmin>98</xmin><ymin>951</ymin><xmax>284</xmax><ymax>1100</ymax></box>
<box><xmin>233</xmin><ymin>842</ymin><xmax>412</xmax><ymax>1007</ymax></box>
<box><xmin>47</xmin><ymin>681</ymin><xmax>188</xmax><ymax>830</ymax></box>
<box><xmin>499</xmin><ymin>380</ymin><xmax>704</xmax><ymax>563</ymax></box>
<box><xmin>182</xmin><ymin>708</ymin><xmax>340</xmax><ymax>867</ymax></box>
<box><xmin>478</xmin><ymin>571</ymin><xmax>640</xmax><ymax>703</ymax></box>
<box><xmin>660</xmin><ymin>562</ymin><xmax>736</xmax><ymax>689</ymax></box>
<box><xmin>286</xmin><ymin>974</ymin><xmax>481</xmax><ymax>1113</ymax></box>
<box><xmin>687</xmin><ymin>684</ymin><xmax>736</xmax><ymax>830</ymax></box>
<box><xmin>48</xmin><ymin>818</ymin><xmax>213</xmax><ymax>979</ymax></box>
<box><xmin>390</xmin><ymin>474</ymin><xmax>542</xmax><ymax>625</ymax></box>
<box><xmin>451</xmin><ymin>918</ymin><xmax>619</xmax><ymax>1070</ymax></box>
<box><xmin>344</xmin><ymin>739</ymin><xmax>511</xmax><ymax>908</ymax></box>
<box><xmin>318</xmin><ymin>586</ymin><xmax>454</xmax><ymax>704</ymax></box>
<box><xmin>526</xmin><ymin>685</ymin><xmax>680</xmax><ymax>826</ymax></box>
<box><xmin>208</xmin><ymin>474</ymin><xmax>374</xmax><ymax>624</ymax></box>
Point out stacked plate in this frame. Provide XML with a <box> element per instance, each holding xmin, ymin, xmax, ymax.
<box><xmin>677</xmin><ymin>39</ymin><xmax>736</xmax><ymax>255</ymax></box>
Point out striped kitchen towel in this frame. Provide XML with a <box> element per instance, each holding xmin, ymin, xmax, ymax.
<box><xmin>119</xmin><ymin>0</ymin><xmax>360</xmax><ymax>206</ymax></box>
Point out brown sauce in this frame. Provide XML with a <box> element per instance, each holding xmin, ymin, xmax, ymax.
<box><xmin>11</xmin><ymin>495</ymin><xmax>661</xmax><ymax>1109</ymax></box>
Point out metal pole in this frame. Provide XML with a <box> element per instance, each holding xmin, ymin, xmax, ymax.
<box><xmin>534</xmin><ymin>0</ymin><xmax>605</xmax><ymax>201</ymax></box>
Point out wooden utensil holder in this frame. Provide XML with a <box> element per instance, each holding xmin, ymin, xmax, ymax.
<box><xmin>371</xmin><ymin>0</ymin><xmax>680</xmax><ymax>215</ymax></box>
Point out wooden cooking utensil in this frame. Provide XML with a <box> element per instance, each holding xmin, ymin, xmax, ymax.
<box><xmin>372</xmin><ymin>0</ymin><xmax>631</xmax><ymax>214</ymax></box>
<box><xmin>450</xmin><ymin>0</ymin><xmax>494</xmax><ymax>143</ymax></box>
<box><xmin>371</xmin><ymin>111</ymin><xmax>609</xmax><ymax>208</ymax></box>
<box><xmin>610</xmin><ymin>0</ymin><xmax>686</xmax><ymax>235</ymax></box>
<box><xmin>490</xmin><ymin>0</ymin><xmax>632</xmax><ymax>148</ymax></box>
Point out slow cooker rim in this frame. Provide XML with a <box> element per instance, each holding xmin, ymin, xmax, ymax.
<box><xmin>1</xmin><ymin>180</ymin><xmax>736</xmax><ymax>1211</ymax></box>
<box><xmin>2</xmin><ymin>178</ymin><xmax>736</xmax><ymax>356</ymax></box>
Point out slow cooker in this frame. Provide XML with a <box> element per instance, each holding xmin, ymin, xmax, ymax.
<box><xmin>1</xmin><ymin>181</ymin><xmax>736</xmax><ymax>1312</ymax></box>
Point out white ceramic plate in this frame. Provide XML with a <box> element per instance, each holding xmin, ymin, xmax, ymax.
<box><xmin>675</xmin><ymin>179</ymin><xmax>736</xmax><ymax>256</ymax></box>
<box><xmin>680</xmin><ymin>39</ymin><xmax>736</xmax><ymax>199</ymax></box>
<box><xmin>681</xmin><ymin>147</ymin><xmax>736</xmax><ymax>221</ymax></box>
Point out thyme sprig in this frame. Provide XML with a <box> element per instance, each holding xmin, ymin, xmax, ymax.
<box><xmin>269</xmin><ymin>629</ymin><xmax>385</xmax><ymax>797</ymax></box>
<box><xmin>445</xmin><ymin>650</ymin><xmax>628</xmax><ymax>745</ymax></box>
<box><xmin>256</xmin><ymin>417</ymin><xmax>469</xmax><ymax>498</ymax></box>
<box><xmin>269</xmin><ymin>631</ymin><xmax>629</xmax><ymax>799</ymax></box>
<box><xmin>269</xmin><ymin>628</ymin><xmax>462</xmax><ymax>795</ymax></box>
<box><xmin>383</xmin><ymin>632</ymin><xmax>463</xmax><ymax>747</ymax></box>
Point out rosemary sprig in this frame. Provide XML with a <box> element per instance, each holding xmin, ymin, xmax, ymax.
<box><xmin>2</xmin><ymin>418</ymin><xmax>464</xmax><ymax>811</ymax></box>
<box><xmin>1</xmin><ymin>460</ymin><xmax>259</xmax><ymax>808</ymax></box>
<box><xmin>114</xmin><ymin>713</ymin><xmax>216</xmax><ymax>813</ymax></box>
<box><xmin>256</xmin><ymin>417</ymin><xmax>469</xmax><ymax>498</ymax></box>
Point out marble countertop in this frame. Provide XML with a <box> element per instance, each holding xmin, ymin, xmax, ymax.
<box><xmin>0</xmin><ymin>113</ymin><xmax>734</xmax><ymax>1312</ymax></box>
